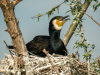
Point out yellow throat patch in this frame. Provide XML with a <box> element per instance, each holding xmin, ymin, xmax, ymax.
<box><xmin>56</xmin><ymin>20</ymin><xmax>66</xmax><ymax>27</ymax></box>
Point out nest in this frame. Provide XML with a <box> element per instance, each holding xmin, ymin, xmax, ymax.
<box><xmin>0</xmin><ymin>50</ymin><xmax>99</xmax><ymax>75</ymax></box>
<box><xmin>0</xmin><ymin>52</ymin><xmax>71</xmax><ymax>75</ymax></box>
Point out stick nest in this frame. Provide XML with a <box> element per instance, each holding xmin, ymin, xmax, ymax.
<box><xmin>0</xmin><ymin>52</ymin><xmax>98</xmax><ymax>75</ymax></box>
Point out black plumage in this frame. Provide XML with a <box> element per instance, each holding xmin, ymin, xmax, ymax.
<box><xmin>8</xmin><ymin>15</ymin><xmax>69</xmax><ymax>57</ymax></box>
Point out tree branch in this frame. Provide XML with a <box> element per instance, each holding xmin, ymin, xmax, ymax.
<box><xmin>84</xmin><ymin>12</ymin><xmax>100</xmax><ymax>26</ymax></box>
<box><xmin>0</xmin><ymin>0</ymin><xmax>28</xmax><ymax>56</ymax></box>
<box><xmin>12</xmin><ymin>0</ymin><xmax>22</xmax><ymax>6</ymax></box>
<box><xmin>63</xmin><ymin>0</ymin><xmax>92</xmax><ymax>46</ymax></box>
<box><xmin>0</xmin><ymin>69</ymin><xmax>6</xmax><ymax>73</ymax></box>
<box><xmin>31</xmin><ymin>0</ymin><xmax>66</xmax><ymax>19</ymax></box>
<box><xmin>43</xmin><ymin>49</ymin><xmax>60</xmax><ymax>75</ymax></box>
<box><xmin>0</xmin><ymin>0</ymin><xmax>8</xmax><ymax>7</ymax></box>
<box><xmin>79</xmin><ymin>1</ymin><xmax>100</xmax><ymax>27</ymax></box>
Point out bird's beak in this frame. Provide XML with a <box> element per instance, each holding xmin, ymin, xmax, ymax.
<box><xmin>59</xmin><ymin>15</ymin><xmax>70</xmax><ymax>21</ymax></box>
<box><xmin>57</xmin><ymin>15</ymin><xmax>70</xmax><ymax>27</ymax></box>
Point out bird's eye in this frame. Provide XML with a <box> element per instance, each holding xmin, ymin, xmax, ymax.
<box><xmin>57</xmin><ymin>18</ymin><xmax>59</xmax><ymax>20</ymax></box>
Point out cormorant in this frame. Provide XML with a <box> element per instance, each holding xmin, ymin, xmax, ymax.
<box><xmin>8</xmin><ymin>15</ymin><xmax>70</xmax><ymax>57</ymax></box>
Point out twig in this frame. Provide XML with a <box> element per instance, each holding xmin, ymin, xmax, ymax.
<box><xmin>31</xmin><ymin>1</ymin><xmax>66</xmax><ymax>19</ymax></box>
<box><xmin>28</xmin><ymin>51</ymin><xmax>35</xmax><ymax>56</ymax></box>
<box><xmin>97</xmin><ymin>56</ymin><xmax>100</xmax><ymax>68</ymax></box>
<box><xmin>2</xmin><ymin>52</ymin><xmax>9</xmax><ymax>57</ymax></box>
<box><xmin>13</xmin><ymin>0</ymin><xmax>22</xmax><ymax>6</ymax></box>
<box><xmin>67</xmin><ymin>48</ymin><xmax>69</xmax><ymax>56</ymax></box>
<box><xmin>7</xmin><ymin>48</ymin><xmax>14</xmax><ymax>59</ymax></box>
<box><xmin>3</xmin><ymin>40</ymin><xmax>28</xmax><ymax>57</ymax></box>
<box><xmin>84</xmin><ymin>12</ymin><xmax>100</xmax><ymax>26</ymax></box>
<box><xmin>79</xmin><ymin>1</ymin><xmax>100</xmax><ymax>26</ymax></box>
<box><xmin>3</xmin><ymin>40</ymin><xmax>9</xmax><ymax>48</ymax></box>
<box><xmin>43</xmin><ymin>49</ymin><xmax>60</xmax><ymax>75</ymax></box>
<box><xmin>4</xmin><ymin>29</ymin><xmax>8</xmax><ymax>32</ymax></box>
<box><xmin>0</xmin><ymin>69</ymin><xmax>5</xmax><ymax>73</ymax></box>
<box><xmin>36</xmin><ymin>61</ymin><xmax>66</xmax><ymax>71</ymax></box>
<box><xmin>11</xmin><ymin>49</ymin><xmax>28</xmax><ymax>57</ymax></box>
<box><xmin>3</xmin><ymin>40</ymin><xmax>14</xmax><ymax>59</ymax></box>
<box><xmin>0</xmin><ymin>69</ymin><xmax>18</xmax><ymax>74</ymax></box>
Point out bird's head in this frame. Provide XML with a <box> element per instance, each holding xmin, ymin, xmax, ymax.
<box><xmin>49</xmin><ymin>15</ymin><xmax>70</xmax><ymax>30</ymax></box>
<box><xmin>49</xmin><ymin>15</ymin><xmax>70</xmax><ymax>38</ymax></box>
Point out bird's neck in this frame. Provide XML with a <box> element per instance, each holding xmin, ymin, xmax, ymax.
<box><xmin>49</xmin><ymin>23</ymin><xmax>61</xmax><ymax>40</ymax></box>
<box><xmin>49</xmin><ymin>30</ymin><xmax>60</xmax><ymax>40</ymax></box>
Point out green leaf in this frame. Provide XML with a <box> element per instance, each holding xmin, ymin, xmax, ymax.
<box><xmin>38</xmin><ymin>17</ymin><xmax>39</xmax><ymax>22</ymax></box>
<box><xmin>73</xmin><ymin>46</ymin><xmax>75</xmax><ymax>49</ymax></box>
<box><xmin>88</xmin><ymin>0</ymin><xmax>92</xmax><ymax>1</ymax></box>
<box><xmin>61</xmin><ymin>61</ymin><xmax>64</xmax><ymax>65</ymax></box>
<box><xmin>75</xmin><ymin>34</ymin><xmax>78</xmax><ymax>36</ymax></box>
<box><xmin>48</xmin><ymin>12</ymin><xmax>49</xmax><ymax>20</ymax></box>
<box><xmin>93</xmin><ymin>0</ymin><xmax>98</xmax><ymax>2</ymax></box>
<box><xmin>65</xmin><ymin>0</ymin><xmax>69</xmax><ymax>2</ymax></box>
<box><xmin>65</xmin><ymin>10</ymin><xmax>71</xmax><ymax>14</ymax></box>
<box><xmin>4</xmin><ymin>19</ymin><xmax>7</xmax><ymax>22</ymax></box>
<box><xmin>57</xmin><ymin>7</ymin><xmax>59</xmax><ymax>14</ymax></box>
<box><xmin>52</xmin><ymin>10</ymin><xmax>54</xmax><ymax>15</ymax></box>
<box><xmin>49</xmin><ymin>11</ymin><xmax>51</xmax><ymax>16</ymax></box>
<box><xmin>93</xmin><ymin>2</ymin><xmax>100</xmax><ymax>11</ymax></box>
<box><xmin>82</xmin><ymin>18</ymin><xmax>86</xmax><ymax>20</ymax></box>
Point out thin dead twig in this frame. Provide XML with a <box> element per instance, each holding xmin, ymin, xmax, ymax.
<box><xmin>7</xmin><ymin>48</ymin><xmax>14</xmax><ymax>59</ymax></box>
<box><xmin>43</xmin><ymin>49</ymin><xmax>60</xmax><ymax>75</ymax></box>
<box><xmin>3</xmin><ymin>40</ymin><xmax>28</xmax><ymax>57</ymax></box>
<box><xmin>3</xmin><ymin>40</ymin><xmax>14</xmax><ymax>59</ymax></box>
<box><xmin>84</xmin><ymin>12</ymin><xmax>100</xmax><ymax>26</ymax></box>
<box><xmin>0</xmin><ymin>69</ymin><xmax>6</xmax><ymax>73</ymax></box>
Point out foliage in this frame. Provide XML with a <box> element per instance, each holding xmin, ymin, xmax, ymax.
<box><xmin>4</xmin><ymin>19</ymin><xmax>7</xmax><ymax>22</ymax></box>
<box><xmin>32</xmin><ymin>0</ymin><xmax>100</xmax><ymax>22</ymax></box>
<box><xmin>90</xmin><ymin>58</ymin><xmax>100</xmax><ymax>74</ymax></box>
<box><xmin>32</xmin><ymin>0</ymin><xmax>68</xmax><ymax>21</ymax></box>
<box><xmin>93</xmin><ymin>0</ymin><xmax>100</xmax><ymax>11</ymax></box>
<box><xmin>67</xmin><ymin>0</ymin><xmax>96</xmax><ymax>61</ymax></box>
<box><xmin>73</xmin><ymin>25</ymin><xmax>95</xmax><ymax>61</ymax></box>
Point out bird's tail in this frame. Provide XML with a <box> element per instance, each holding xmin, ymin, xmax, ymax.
<box><xmin>8</xmin><ymin>45</ymin><xmax>14</xmax><ymax>49</ymax></box>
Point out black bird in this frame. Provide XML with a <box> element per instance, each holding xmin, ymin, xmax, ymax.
<box><xmin>8</xmin><ymin>15</ymin><xmax>69</xmax><ymax>57</ymax></box>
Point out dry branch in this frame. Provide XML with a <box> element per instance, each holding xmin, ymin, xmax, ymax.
<box><xmin>0</xmin><ymin>69</ymin><xmax>5</xmax><ymax>73</ymax></box>
<box><xmin>0</xmin><ymin>0</ymin><xmax>28</xmax><ymax>56</ymax></box>
<box><xmin>13</xmin><ymin>0</ymin><xmax>22</xmax><ymax>6</ymax></box>
<box><xmin>43</xmin><ymin>49</ymin><xmax>60</xmax><ymax>75</ymax></box>
<box><xmin>84</xmin><ymin>12</ymin><xmax>100</xmax><ymax>26</ymax></box>
<box><xmin>79</xmin><ymin>1</ymin><xmax>100</xmax><ymax>27</ymax></box>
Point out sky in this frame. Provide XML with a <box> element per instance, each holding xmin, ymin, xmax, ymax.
<box><xmin>0</xmin><ymin>0</ymin><xmax>100</xmax><ymax>62</ymax></box>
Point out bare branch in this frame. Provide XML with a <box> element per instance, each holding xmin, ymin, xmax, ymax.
<box><xmin>12</xmin><ymin>0</ymin><xmax>22</xmax><ymax>6</ymax></box>
<box><xmin>84</xmin><ymin>12</ymin><xmax>100</xmax><ymax>26</ymax></box>
<box><xmin>3</xmin><ymin>40</ymin><xmax>9</xmax><ymax>48</ymax></box>
<box><xmin>7</xmin><ymin>48</ymin><xmax>14</xmax><ymax>59</ymax></box>
<box><xmin>43</xmin><ymin>49</ymin><xmax>60</xmax><ymax>75</ymax></box>
<box><xmin>3</xmin><ymin>40</ymin><xmax>28</xmax><ymax>57</ymax></box>
<box><xmin>79</xmin><ymin>1</ymin><xmax>100</xmax><ymax>27</ymax></box>
<box><xmin>79</xmin><ymin>1</ymin><xmax>100</xmax><ymax>26</ymax></box>
<box><xmin>0</xmin><ymin>0</ymin><xmax>8</xmax><ymax>7</ymax></box>
<box><xmin>0</xmin><ymin>69</ymin><xmax>6</xmax><ymax>73</ymax></box>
